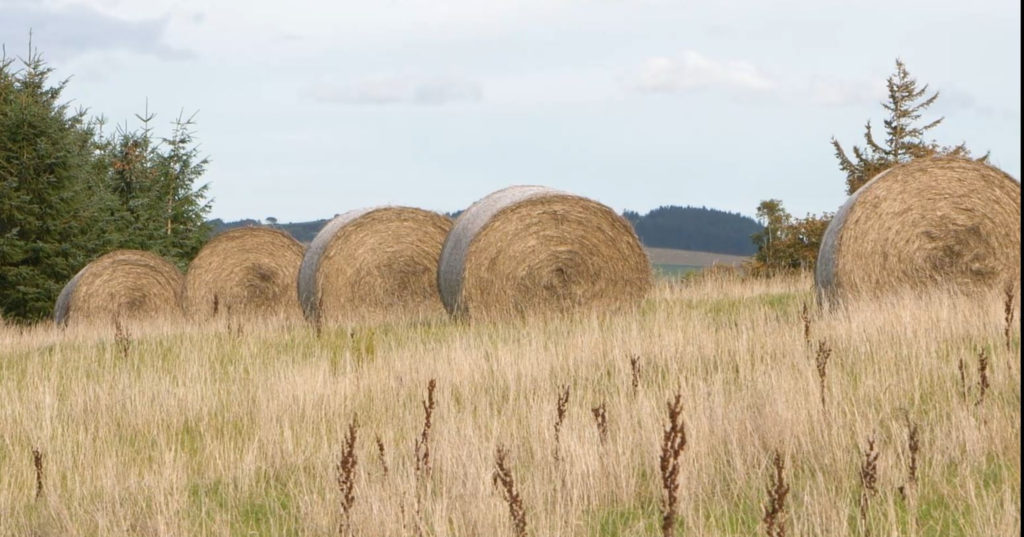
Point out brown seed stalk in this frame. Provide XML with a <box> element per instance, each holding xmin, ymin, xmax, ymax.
<box><xmin>336</xmin><ymin>417</ymin><xmax>359</xmax><ymax>536</ymax></box>
<box><xmin>659</xmin><ymin>393</ymin><xmax>687</xmax><ymax>537</ymax></box>
<box><xmin>629</xmin><ymin>354</ymin><xmax>642</xmax><ymax>396</ymax></box>
<box><xmin>815</xmin><ymin>339</ymin><xmax>832</xmax><ymax>412</ymax></box>
<box><xmin>553</xmin><ymin>384</ymin><xmax>570</xmax><ymax>463</ymax></box>
<box><xmin>32</xmin><ymin>447</ymin><xmax>44</xmax><ymax>500</ymax></box>
<box><xmin>591</xmin><ymin>402</ymin><xmax>608</xmax><ymax>446</ymax></box>
<box><xmin>976</xmin><ymin>347</ymin><xmax>990</xmax><ymax>406</ymax></box>
<box><xmin>493</xmin><ymin>444</ymin><xmax>527</xmax><ymax>537</ymax></box>
<box><xmin>907</xmin><ymin>421</ymin><xmax>919</xmax><ymax>488</ymax></box>
<box><xmin>859</xmin><ymin>436</ymin><xmax>879</xmax><ymax>530</ymax></box>
<box><xmin>415</xmin><ymin>379</ymin><xmax>437</xmax><ymax>480</ymax></box>
<box><xmin>762</xmin><ymin>450</ymin><xmax>789</xmax><ymax>537</ymax></box>
<box><xmin>1004</xmin><ymin>281</ymin><xmax>1016</xmax><ymax>351</ymax></box>
<box><xmin>375</xmin><ymin>434</ymin><xmax>388</xmax><ymax>478</ymax></box>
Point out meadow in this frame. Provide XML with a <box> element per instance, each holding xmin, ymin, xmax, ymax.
<box><xmin>0</xmin><ymin>272</ymin><xmax>1019</xmax><ymax>536</ymax></box>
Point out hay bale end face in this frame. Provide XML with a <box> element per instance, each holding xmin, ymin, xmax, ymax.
<box><xmin>298</xmin><ymin>207</ymin><xmax>454</xmax><ymax>323</ymax></box>
<box><xmin>816</xmin><ymin>157</ymin><xmax>1021</xmax><ymax>303</ymax></box>
<box><xmin>438</xmin><ymin>185</ymin><xmax>652</xmax><ymax>319</ymax></box>
<box><xmin>182</xmin><ymin>227</ymin><xmax>305</xmax><ymax>319</ymax></box>
<box><xmin>53</xmin><ymin>250</ymin><xmax>184</xmax><ymax>326</ymax></box>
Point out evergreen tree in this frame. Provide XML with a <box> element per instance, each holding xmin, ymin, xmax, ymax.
<box><xmin>152</xmin><ymin>112</ymin><xmax>211</xmax><ymax>264</ymax></box>
<box><xmin>103</xmin><ymin>111</ymin><xmax>211</xmax><ymax>269</ymax></box>
<box><xmin>831</xmin><ymin>58</ymin><xmax>980</xmax><ymax>195</ymax></box>
<box><xmin>0</xmin><ymin>47</ymin><xmax>118</xmax><ymax>321</ymax></box>
<box><xmin>1</xmin><ymin>42</ymin><xmax>213</xmax><ymax>321</ymax></box>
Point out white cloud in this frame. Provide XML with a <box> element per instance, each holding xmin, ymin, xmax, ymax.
<box><xmin>0</xmin><ymin>3</ymin><xmax>190</xmax><ymax>60</ymax></box>
<box><xmin>935</xmin><ymin>89</ymin><xmax>1021</xmax><ymax>120</ymax></box>
<box><xmin>633</xmin><ymin>50</ymin><xmax>777</xmax><ymax>93</ymax></box>
<box><xmin>806</xmin><ymin>76</ymin><xmax>886</xmax><ymax>106</ymax></box>
<box><xmin>305</xmin><ymin>74</ymin><xmax>483</xmax><ymax>106</ymax></box>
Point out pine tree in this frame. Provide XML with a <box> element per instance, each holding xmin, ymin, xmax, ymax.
<box><xmin>1</xmin><ymin>41</ymin><xmax>212</xmax><ymax>322</ymax></box>
<box><xmin>151</xmin><ymin>112</ymin><xmax>212</xmax><ymax>265</ymax></box>
<box><xmin>103</xmin><ymin>111</ymin><xmax>211</xmax><ymax>269</ymax></box>
<box><xmin>831</xmin><ymin>59</ymin><xmax>980</xmax><ymax>195</ymax></box>
<box><xmin>0</xmin><ymin>46</ymin><xmax>118</xmax><ymax>321</ymax></box>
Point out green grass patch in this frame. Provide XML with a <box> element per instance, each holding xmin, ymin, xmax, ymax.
<box><xmin>653</xmin><ymin>264</ymin><xmax>702</xmax><ymax>278</ymax></box>
<box><xmin>586</xmin><ymin>504</ymin><xmax>659</xmax><ymax>537</ymax></box>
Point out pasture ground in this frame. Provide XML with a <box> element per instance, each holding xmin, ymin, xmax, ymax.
<box><xmin>0</xmin><ymin>273</ymin><xmax>1019</xmax><ymax>536</ymax></box>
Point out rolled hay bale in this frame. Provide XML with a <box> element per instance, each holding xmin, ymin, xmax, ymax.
<box><xmin>182</xmin><ymin>227</ymin><xmax>305</xmax><ymax>319</ymax></box>
<box><xmin>298</xmin><ymin>207</ymin><xmax>454</xmax><ymax>323</ymax></box>
<box><xmin>816</xmin><ymin>157</ymin><xmax>1021</xmax><ymax>303</ymax></box>
<box><xmin>438</xmin><ymin>185</ymin><xmax>652</xmax><ymax>319</ymax></box>
<box><xmin>54</xmin><ymin>250</ymin><xmax>184</xmax><ymax>326</ymax></box>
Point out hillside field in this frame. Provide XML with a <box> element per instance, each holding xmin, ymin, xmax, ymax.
<box><xmin>0</xmin><ymin>273</ymin><xmax>1019</xmax><ymax>536</ymax></box>
<box><xmin>646</xmin><ymin>247</ymin><xmax>749</xmax><ymax>277</ymax></box>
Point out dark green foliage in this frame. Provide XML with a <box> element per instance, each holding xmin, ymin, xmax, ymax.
<box><xmin>213</xmin><ymin>207</ymin><xmax>761</xmax><ymax>255</ymax></box>
<box><xmin>101</xmin><ymin>111</ymin><xmax>212</xmax><ymax>269</ymax></box>
<box><xmin>749</xmin><ymin>200</ymin><xmax>831</xmax><ymax>275</ymax></box>
<box><xmin>625</xmin><ymin>206</ymin><xmax>762</xmax><ymax>255</ymax></box>
<box><xmin>0</xmin><ymin>47</ymin><xmax>119</xmax><ymax>321</ymax></box>
<box><xmin>0</xmin><ymin>43</ymin><xmax>211</xmax><ymax>322</ymax></box>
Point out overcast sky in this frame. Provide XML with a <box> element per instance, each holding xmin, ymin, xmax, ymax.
<box><xmin>2</xmin><ymin>0</ymin><xmax>1020</xmax><ymax>223</ymax></box>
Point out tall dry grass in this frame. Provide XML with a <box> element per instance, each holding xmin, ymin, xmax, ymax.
<box><xmin>0</xmin><ymin>272</ymin><xmax>1019</xmax><ymax>536</ymax></box>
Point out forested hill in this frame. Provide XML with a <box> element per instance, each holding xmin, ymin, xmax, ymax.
<box><xmin>623</xmin><ymin>206</ymin><xmax>761</xmax><ymax>255</ymax></box>
<box><xmin>209</xmin><ymin>205</ymin><xmax>762</xmax><ymax>256</ymax></box>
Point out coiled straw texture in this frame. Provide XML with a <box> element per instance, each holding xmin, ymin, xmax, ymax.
<box><xmin>298</xmin><ymin>207</ymin><xmax>453</xmax><ymax>324</ymax></box>
<box><xmin>816</xmin><ymin>157</ymin><xmax>1021</xmax><ymax>304</ymax></box>
<box><xmin>438</xmin><ymin>185</ymin><xmax>652</xmax><ymax>319</ymax></box>
<box><xmin>53</xmin><ymin>249</ymin><xmax>184</xmax><ymax>326</ymax></box>
<box><xmin>182</xmin><ymin>227</ymin><xmax>305</xmax><ymax>319</ymax></box>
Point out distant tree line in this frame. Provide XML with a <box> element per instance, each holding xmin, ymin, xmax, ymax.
<box><xmin>0</xmin><ymin>46</ymin><xmax>211</xmax><ymax>322</ymax></box>
<box><xmin>208</xmin><ymin>218</ymin><xmax>329</xmax><ymax>244</ymax></box>
<box><xmin>214</xmin><ymin>206</ymin><xmax>763</xmax><ymax>256</ymax></box>
<box><xmin>623</xmin><ymin>206</ymin><xmax>760</xmax><ymax>255</ymax></box>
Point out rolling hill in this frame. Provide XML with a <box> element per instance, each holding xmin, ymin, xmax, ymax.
<box><xmin>209</xmin><ymin>205</ymin><xmax>762</xmax><ymax>259</ymax></box>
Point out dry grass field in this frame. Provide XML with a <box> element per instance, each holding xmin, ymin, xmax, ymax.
<box><xmin>644</xmin><ymin>248</ymin><xmax>749</xmax><ymax>268</ymax></box>
<box><xmin>0</xmin><ymin>273</ymin><xmax>1019</xmax><ymax>536</ymax></box>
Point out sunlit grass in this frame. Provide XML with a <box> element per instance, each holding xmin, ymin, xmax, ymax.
<box><xmin>0</xmin><ymin>273</ymin><xmax>1019</xmax><ymax>536</ymax></box>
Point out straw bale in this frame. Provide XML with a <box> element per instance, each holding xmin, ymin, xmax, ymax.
<box><xmin>438</xmin><ymin>185</ymin><xmax>652</xmax><ymax>319</ymax></box>
<box><xmin>298</xmin><ymin>207</ymin><xmax>453</xmax><ymax>323</ymax></box>
<box><xmin>816</xmin><ymin>157</ymin><xmax>1021</xmax><ymax>303</ymax></box>
<box><xmin>53</xmin><ymin>249</ymin><xmax>184</xmax><ymax>325</ymax></box>
<box><xmin>182</xmin><ymin>226</ymin><xmax>305</xmax><ymax>319</ymax></box>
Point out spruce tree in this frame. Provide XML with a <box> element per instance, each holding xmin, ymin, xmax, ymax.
<box><xmin>831</xmin><ymin>58</ymin><xmax>979</xmax><ymax>195</ymax></box>
<box><xmin>152</xmin><ymin>113</ymin><xmax>212</xmax><ymax>264</ymax></box>
<box><xmin>0</xmin><ymin>47</ymin><xmax>118</xmax><ymax>321</ymax></box>
<box><xmin>1</xmin><ymin>43</ymin><xmax>212</xmax><ymax>322</ymax></box>
<box><xmin>103</xmin><ymin>111</ymin><xmax>211</xmax><ymax>269</ymax></box>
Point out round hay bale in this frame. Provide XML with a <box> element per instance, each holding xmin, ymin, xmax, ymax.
<box><xmin>53</xmin><ymin>250</ymin><xmax>184</xmax><ymax>326</ymax></box>
<box><xmin>816</xmin><ymin>157</ymin><xmax>1021</xmax><ymax>303</ymax></box>
<box><xmin>298</xmin><ymin>207</ymin><xmax>454</xmax><ymax>323</ymax></box>
<box><xmin>182</xmin><ymin>227</ymin><xmax>305</xmax><ymax>319</ymax></box>
<box><xmin>438</xmin><ymin>185</ymin><xmax>652</xmax><ymax>319</ymax></box>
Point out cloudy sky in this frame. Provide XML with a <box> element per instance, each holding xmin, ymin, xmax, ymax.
<box><xmin>2</xmin><ymin>0</ymin><xmax>1020</xmax><ymax>223</ymax></box>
